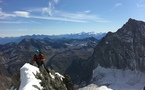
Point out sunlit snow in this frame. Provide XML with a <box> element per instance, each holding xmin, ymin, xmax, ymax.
<box><xmin>92</xmin><ymin>65</ymin><xmax>145</xmax><ymax>90</ymax></box>
<box><xmin>19</xmin><ymin>63</ymin><xmax>43</xmax><ymax>90</ymax></box>
<box><xmin>80</xmin><ymin>65</ymin><xmax>145</xmax><ymax>90</ymax></box>
<box><xmin>79</xmin><ymin>84</ymin><xmax>112</xmax><ymax>90</ymax></box>
<box><xmin>18</xmin><ymin>63</ymin><xmax>65</xmax><ymax>90</ymax></box>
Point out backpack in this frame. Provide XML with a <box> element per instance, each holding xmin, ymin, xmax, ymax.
<box><xmin>33</xmin><ymin>54</ymin><xmax>45</xmax><ymax>62</ymax></box>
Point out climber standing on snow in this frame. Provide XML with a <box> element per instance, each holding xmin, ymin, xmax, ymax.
<box><xmin>33</xmin><ymin>50</ymin><xmax>45</xmax><ymax>68</ymax></box>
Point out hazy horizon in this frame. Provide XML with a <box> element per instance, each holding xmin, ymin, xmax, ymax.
<box><xmin>0</xmin><ymin>31</ymin><xmax>106</xmax><ymax>38</ymax></box>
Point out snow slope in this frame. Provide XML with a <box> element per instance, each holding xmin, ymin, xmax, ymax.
<box><xmin>88</xmin><ymin>65</ymin><xmax>145</xmax><ymax>90</ymax></box>
<box><xmin>19</xmin><ymin>63</ymin><xmax>43</xmax><ymax>90</ymax></box>
<box><xmin>80</xmin><ymin>66</ymin><xmax>145</xmax><ymax>90</ymax></box>
<box><xmin>79</xmin><ymin>84</ymin><xmax>112</xmax><ymax>90</ymax></box>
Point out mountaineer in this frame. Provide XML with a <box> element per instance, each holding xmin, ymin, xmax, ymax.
<box><xmin>32</xmin><ymin>50</ymin><xmax>50</xmax><ymax>73</ymax></box>
<box><xmin>33</xmin><ymin>50</ymin><xmax>45</xmax><ymax>68</ymax></box>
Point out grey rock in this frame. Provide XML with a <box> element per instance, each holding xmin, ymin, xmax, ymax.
<box><xmin>92</xmin><ymin>18</ymin><xmax>145</xmax><ymax>72</ymax></box>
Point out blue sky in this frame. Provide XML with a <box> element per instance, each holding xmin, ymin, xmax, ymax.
<box><xmin>0</xmin><ymin>0</ymin><xmax>145</xmax><ymax>37</ymax></box>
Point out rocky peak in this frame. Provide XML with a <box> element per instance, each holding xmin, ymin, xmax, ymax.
<box><xmin>92</xmin><ymin>19</ymin><xmax>145</xmax><ymax>72</ymax></box>
<box><xmin>11</xmin><ymin>62</ymin><xmax>74</xmax><ymax>90</ymax></box>
<box><xmin>127</xmin><ymin>18</ymin><xmax>139</xmax><ymax>24</ymax></box>
<box><xmin>117</xmin><ymin>18</ymin><xmax>145</xmax><ymax>36</ymax></box>
<box><xmin>127</xmin><ymin>18</ymin><xmax>144</xmax><ymax>25</ymax></box>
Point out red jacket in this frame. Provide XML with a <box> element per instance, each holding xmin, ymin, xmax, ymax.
<box><xmin>33</xmin><ymin>54</ymin><xmax>45</xmax><ymax>62</ymax></box>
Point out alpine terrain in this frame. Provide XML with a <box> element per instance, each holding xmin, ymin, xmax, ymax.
<box><xmin>0</xmin><ymin>36</ymin><xmax>100</xmax><ymax>89</ymax></box>
<box><xmin>81</xmin><ymin>18</ymin><xmax>145</xmax><ymax>90</ymax></box>
<box><xmin>1</xmin><ymin>18</ymin><xmax>145</xmax><ymax>90</ymax></box>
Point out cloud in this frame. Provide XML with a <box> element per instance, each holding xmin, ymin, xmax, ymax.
<box><xmin>53</xmin><ymin>0</ymin><xmax>59</xmax><ymax>4</ymax></box>
<box><xmin>14</xmin><ymin>11</ymin><xmax>30</xmax><ymax>18</ymax></box>
<box><xmin>32</xmin><ymin>9</ymin><xmax>109</xmax><ymax>23</ymax></box>
<box><xmin>137</xmin><ymin>0</ymin><xmax>145</xmax><ymax>8</ymax></box>
<box><xmin>0</xmin><ymin>0</ymin><xmax>108</xmax><ymax>24</ymax></box>
<box><xmin>84</xmin><ymin>10</ymin><xmax>91</xmax><ymax>13</ymax></box>
<box><xmin>0</xmin><ymin>8</ymin><xmax>108</xmax><ymax>23</ymax></box>
<box><xmin>0</xmin><ymin>8</ymin><xmax>15</xmax><ymax>19</ymax></box>
<box><xmin>0</xmin><ymin>8</ymin><xmax>30</xmax><ymax>19</ymax></box>
<box><xmin>41</xmin><ymin>0</ymin><xmax>93</xmax><ymax>21</ymax></box>
<box><xmin>115</xmin><ymin>3</ymin><xmax>122</xmax><ymax>7</ymax></box>
<box><xmin>42</xmin><ymin>0</ymin><xmax>59</xmax><ymax>16</ymax></box>
<box><xmin>26</xmin><ymin>0</ymin><xmax>106</xmax><ymax>23</ymax></box>
<box><xmin>109</xmin><ymin>3</ymin><xmax>122</xmax><ymax>12</ymax></box>
<box><xmin>56</xmin><ymin>11</ymin><xmax>100</xmax><ymax>21</ymax></box>
<box><xmin>27</xmin><ymin>8</ymin><xmax>42</xmax><ymax>12</ymax></box>
<box><xmin>30</xmin><ymin>15</ymin><xmax>86</xmax><ymax>23</ymax></box>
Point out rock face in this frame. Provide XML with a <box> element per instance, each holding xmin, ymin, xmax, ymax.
<box><xmin>92</xmin><ymin>18</ymin><xmax>145</xmax><ymax>71</ymax></box>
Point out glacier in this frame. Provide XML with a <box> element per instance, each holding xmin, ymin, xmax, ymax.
<box><xmin>79</xmin><ymin>84</ymin><xmax>112</xmax><ymax>90</ymax></box>
<box><xmin>80</xmin><ymin>65</ymin><xmax>145</xmax><ymax>90</ymax></box>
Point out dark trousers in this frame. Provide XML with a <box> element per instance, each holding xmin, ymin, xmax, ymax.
<box><xmin>36</xmin><ymin>61</ymin><xmax>43</xmax><ymax>68</ymax></box>
<box><xmin>35</xmin><ymin>61</ymin><xmax>50</xmax><ymax>73</ymax></box>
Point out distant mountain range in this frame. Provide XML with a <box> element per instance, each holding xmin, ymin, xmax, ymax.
<box><xmin>0</xmin><ymin>32</ymin><xmax>106</xmax><ymax>44</ymax></box>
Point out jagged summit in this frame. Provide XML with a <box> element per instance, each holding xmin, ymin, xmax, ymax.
<box><xmin>92</xmin><ymin>18</ymin><xmax>145</xmax><ymax>71</ymax></box>
<box><xmin>127</xmin><ymin>18</ymin><xmax>144</xmax><ymax>24</ymax></box>
<box><xmin>128</xmin><ymin>18</ymin><xmax>138</xmax><ymax>23</ymax></box>
<box><xmin>117</xmin><ymin>18</ymin><xmax>145</xmax><ymax>34</ymax></box>
<box><xmin>125</xmin><ymin>18</ymin><xmax>145</xmax><ymax>26</ymax></box>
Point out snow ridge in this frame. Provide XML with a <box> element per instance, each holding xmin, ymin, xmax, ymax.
<box><xmin>19</xmin><ymin>63</ymin><xmax>43</xmax><ymax>90</ymax></box>
<box><xmin>18</xmin><ymin>63</ymin><xmax>69</xmax><ymax>90</ymax></box>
